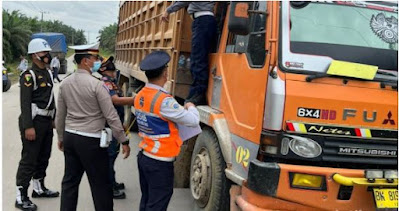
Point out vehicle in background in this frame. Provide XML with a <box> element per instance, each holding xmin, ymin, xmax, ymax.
<box><xmin>31</xmin><ymin>33</ymin><xmax>68</xmax><ymax>74</ymax></box>
<box><xmin>116</xmin><ymin>1</ymin><xmax>398</xmax><ymax>210</ymax></box>
<box><xmin>2</xmin><ymin>61</ymin><xmax>11</xmax><ymax>92</ymax></box>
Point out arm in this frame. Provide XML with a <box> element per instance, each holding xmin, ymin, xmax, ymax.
<box><xmin>96</xmin><ymin>82</ymin><xmax>127</xmax><ymax>144</ymax></box>
<box><xmin>20</xmin><ymin>72</ymin><xmax>34</xmax><ymax>129</ymax></box>
<box><xmin>55</xmin><ymin>87</ymin><xmax>67</xmax><ymax>142</ymax></box>
<box><xmin>111</xmin><ymin>95</ymin><xmax>135</xmax><ymax>106</ymax></box>
<box><xmin>160</xmin><ymin>97</ymin><xmax>200</xmax><ymax>127</ymax></box>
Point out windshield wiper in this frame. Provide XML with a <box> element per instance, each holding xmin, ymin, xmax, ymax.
<box><xmin>306</xmin><ymin>73</ymin><xmax>398</xmax><ymax>90</ymax></box>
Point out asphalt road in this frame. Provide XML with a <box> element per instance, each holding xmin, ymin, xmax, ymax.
<box><xmin>3</xmin><ymin>56</ymin><xmax>195</xmax><ymax>211</ymax></box>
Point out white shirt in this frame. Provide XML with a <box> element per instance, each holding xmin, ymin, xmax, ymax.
<box><xmin>17</xmin><ymin>59</ymin><xmax>28</xmax><ymax>72</ymax></box>
<box><xmin>145</xmin><ymin>83</ymin><xmax>200</xmax><ymax>127</ymax></box>
<box><xmin>50</xmin><ymin>57</ymin><xmax>60</xmax><ymax>69</ymax></box>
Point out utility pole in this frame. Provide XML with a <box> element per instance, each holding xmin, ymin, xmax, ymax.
<box><xmin>40</xmin><ymin>10</ymin><xmax>49</xmax><ymax>32</ymax></box>
<box><xmin>87</xmin><ymin>31</ymin><xmax>90</xmax><ymax>44</ymax></box>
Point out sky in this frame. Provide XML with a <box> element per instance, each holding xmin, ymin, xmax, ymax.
<box><xmin>2</xmin><ymin>1</ymin><xmax>120</xmax><ymax>44</ymax></box>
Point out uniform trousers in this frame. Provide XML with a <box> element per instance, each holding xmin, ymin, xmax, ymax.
<box><xmin>16</xmin><ymin>116</ymin><xmax>53</xmax><ymax>188</ymax></box>
<box><xmin>137</xmin><ymin>151</ymin><xmax>174</xmax><ymax>211</ymax></box>
<box><xmin>188</xmin><ymin>15</ymin><xmax>217</xmax><ymax>98</ymax></box>
<box><xmin>61</xmin><ymin>132</ymin><xmax>113</xmax><ymax>211</ymax></box>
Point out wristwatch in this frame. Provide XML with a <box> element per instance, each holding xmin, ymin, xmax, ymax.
<box><xmin>122</xmin><ymin>140</ymin><xmax>130</xmax><ymax>145</ymax></box>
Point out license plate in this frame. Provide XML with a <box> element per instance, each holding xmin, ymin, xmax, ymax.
<box><xmin>373</xmin><ymin>188</ymin><xmax>398</xmax><ymax>209</ymax></box>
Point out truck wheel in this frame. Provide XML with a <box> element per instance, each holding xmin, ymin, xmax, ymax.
<box><xmin>190</xmin><ymin>127</ymin><xmax>230</xmax><ymax>211</ymax></box>
<box><xmin>122</xmin><ymin>81</ymin><xmax>138</xmax><ymax>132</ymax></box>
<box><xmin>3</xmin><ymin>79</ymin><xmax>11</xmax><ymax>92</ymax></box>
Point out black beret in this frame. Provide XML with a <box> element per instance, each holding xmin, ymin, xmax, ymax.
<box><xmin>100</xmin><ymin>56</ymin><xmax>116</xmax><ymax>71</ymax></box>
<box><xmin>140</xmin><ymin>51</ymin><xmax>170</xmax><ymax>72</ymax></box>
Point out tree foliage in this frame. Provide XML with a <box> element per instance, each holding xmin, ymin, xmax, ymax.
<box><xmin>2</xmin><ymin>9</ymin><xmax>87</xmax><ymax>62</ymax></box>
<box><xmin>98</xmin><ymin>23</ymin><xmax>117</xmax><ymax>54</ymax></box>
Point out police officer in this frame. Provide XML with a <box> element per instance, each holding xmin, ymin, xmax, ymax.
<box><xmin>135</xmin><ymin>51</ymin><xmax>200</xmax><ymax>211</ymax></box>
<box><xmin>16</xmin><ymin>38</ymin><xmax>59</xmax><ymax>211</ymax></box>
<box><xmin>55</xmin><ymin>43</ymin><xmax>131</xmax><ymax>211</ymax></box>
<box><xmin>99</xmin><ymin>56</ymin><xmax>135</xmax><ymax>199</ymax></box>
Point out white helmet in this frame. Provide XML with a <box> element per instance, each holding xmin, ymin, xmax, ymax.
<box><xmin>28</xmin><ymin>38</ymin><xmax>52</xmax><ymax>54</ymax></box>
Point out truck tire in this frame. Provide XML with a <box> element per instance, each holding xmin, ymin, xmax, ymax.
<box><xmin>122</xmin><ymin>80</ymin><xmax>138</xmax><ymax>132</ymax></box>
<box><xmin>3</xmin><ymin>79</ymin><xmax>11</xmax><ymax>92</ymax></box>
<box><xmin>190</xmin><ymin>127</ymin><xmax>230</xmax><ymax>211</ymax></box>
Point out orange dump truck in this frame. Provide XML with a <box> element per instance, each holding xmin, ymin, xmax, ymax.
<box><xmin>115</xmin><ymin>1</ymin><xmax>398</xmax><ymax>210</ymax></box>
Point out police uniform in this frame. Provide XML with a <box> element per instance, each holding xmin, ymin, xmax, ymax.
<box><xmin>16</xmin><ymin>38</ymin><xmax>59</xmax><ymax>211</ymax></box>
<box><xmin>99</xmin><ymin>57</ymin><xmax>127</xmax><ymax>199</ymax></box>
<box><xmin>135</xmin><ymin>51</ymin><xmax>200</xmax><ymax>211</ymax></box>
<box><xmin>55</xmin><ymin>43</ymin><xmax>129</xmax><ymax>211</ymax></box>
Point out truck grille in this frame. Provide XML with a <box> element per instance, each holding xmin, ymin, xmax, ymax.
<box><xmin>322</xmin><ymin>137</ymin><xmax>397</xmax><ymax>166</ymax></box>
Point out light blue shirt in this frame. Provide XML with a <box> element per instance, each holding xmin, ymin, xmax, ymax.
<box><xmin>145</xmin><ymin>83</ymin><xmax>200</xmax><ymax>127</ymax></box>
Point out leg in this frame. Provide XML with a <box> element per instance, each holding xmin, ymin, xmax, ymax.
<box><xmin>141</xmin><ymin>154</ymin><xmax>174</xmax><ymax>211</ymax></box>
<box><xmin>31</xmin><ymin>117</ymin><xmax>59</xmax><ymax>197</ymax></box>
<box><xmin>138</xmin><ymin>152</ymin><xmax>149</xmax><ymax>211</ymax></box>
<box><xmin>16</xmin><ymin>118</ymin><xmax>43</xmax><ymax>189</ymax></box>
<box><xmin>33</xmin><ymin>117</ymin><xmax>52</xmax><ymax>180</ymax></box>
<box><xmin>77</xmin><ymin>135</ymin><xmax>113</xmax><ymax>211</ymax></box>
<box><xmin>108</xmin><ymin>139</ymin><xmax>125</xmax><ymax>199</ymax></box>
<box><xmin>61</xmin><ymin>132</ymin><xmax>84</xmax><ymax>211</ymax></box>
<box><xmin>188</xmin><ymin>16</ymin><xmax>217</xmax><ymax>102</ymax></box>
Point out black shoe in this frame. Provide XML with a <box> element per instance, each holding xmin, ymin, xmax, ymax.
<box><xmin>15</xmin><ymin>197</ymin><xmax>37</xmax><ymax>211</ymax></box>
<box><xmin>113</xmin><ymin>189</ymin><xmax>126</xmax><ymax>199</ymax></box>
<box><xmin>114</xmin><ymin>182</ymin><xmax>125</xmax><ymax>190</ymax></box>
<box><xmin>186</xmin><ymin>93</ymin><xmax>207</xmax><ymax>105</ymax></box>
<box><xmin>32</xmin><ymin>189</ymin><xmax>59</xmax><ymax>198</ymax></box>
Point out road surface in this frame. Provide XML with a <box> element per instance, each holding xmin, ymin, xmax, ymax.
<box><xmin>3</xmin><ymin>56</ymin><xmax>195</xmax><ymax>211</ymax></box>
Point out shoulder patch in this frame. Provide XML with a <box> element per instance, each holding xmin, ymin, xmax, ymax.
<box><xmin>24</xmin><ymin>74</ymin><xmax>32</xmax><ymax>82</ymax></box>
<box><xmin>104</xmin><ymin>82</ymin><xmax>114</xmax><ymax>90</ymax></box>
<box><xmin>24</xmin><ymin>82</ymin><xmax>32</xmax><ymax>87</ymax></box>
<box><xmin>164</xmin><ymin>98</ymin><xmax>182</xmax><ymax>110</ymax></box>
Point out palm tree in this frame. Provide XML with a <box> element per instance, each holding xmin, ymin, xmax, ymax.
<box><xmin>98</xmin><ymin>23</ymin><xmax>117</xmax><ymax>53</ymax></box>
<box><xmin>2</xmin><ymin>10</ymin><xmax>32</xmax><ymax>62</ymax></box>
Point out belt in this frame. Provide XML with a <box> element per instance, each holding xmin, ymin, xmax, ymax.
<box><xmin>36</xmin><ymin>108</ymin><xmax>55</xmax><ymax>117</ymax></box>
<box><xmin>65</xmin><ymin>129</ymin><xmax>102</xmax><ymax>138</ymax></box>
<box><xmin>142</xmin><ymin>150</ymin><xmax>175</xmax><ymax>162</ymax></box>
<box><xmin>191</xmin><ymin>11</ymin><xmax>214</xmax><ymax>19</ymax></box>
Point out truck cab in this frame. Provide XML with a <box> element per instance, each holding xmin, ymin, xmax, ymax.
<box><xmin>115</xmin><ymin>1</ymin><xmax>398</xmax><ymax>210</ymax></box>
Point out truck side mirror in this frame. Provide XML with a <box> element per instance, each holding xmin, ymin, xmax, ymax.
<box><xmin>228</xmin><ymin>2</ymin><xmax>252</xmax><ymax>35</ymax></box>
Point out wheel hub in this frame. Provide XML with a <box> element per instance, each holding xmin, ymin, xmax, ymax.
<box><xmin>190</xmin><ymin>149</ymin><xmax>211</xmax><ymax>205</ymax></box>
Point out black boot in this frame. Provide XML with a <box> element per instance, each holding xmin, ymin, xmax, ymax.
<box><xmin>113</xmin><ymin>188</ymin><xmax>126</xmax><ymax>199</ymax></box>
<box><xmin>31</xmin><ymin>178</ymin><xmax>59</xmax><ymax>198</ymax></box>
<box><xmin>114</xmin><ymin>182</ymin><xmax>125</xmax><ymax>190</ymax></box>
<box><xmin>15</xmin><ymin>186</ymin><xmax>37</xmax><ymax>211</ymax></box>
<box><xmin>185</xmin><ymin>93</ymin><xmax>207</xmax><ymax>105</ymax></box>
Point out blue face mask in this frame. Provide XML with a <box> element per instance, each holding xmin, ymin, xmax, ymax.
<box><xmin>91</xmin><ymin>61</ymin><xmax>102</xmax><ymax>73</ymax></box>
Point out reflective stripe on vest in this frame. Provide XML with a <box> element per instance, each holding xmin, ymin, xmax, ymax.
<box><xmin>134</xmin><ymin>87</ymin><xmax>182</xmax><ymax>158</ymax></box>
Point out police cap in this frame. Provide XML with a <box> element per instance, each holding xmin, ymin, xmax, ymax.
<box><xmin>69</xmin><ymin>43</ymin><xmax>100</xmax><ymax>56</ymax></box>
<box><xmin>140</xmin><ymin>51</ymin><xmax>170</xmax><ymax>72</ymax></box>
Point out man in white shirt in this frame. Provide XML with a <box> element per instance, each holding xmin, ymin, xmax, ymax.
<box><xmin>50</xmin><ymin>55</ymin><xmax>62</xmax><ymax>82</ymax></box>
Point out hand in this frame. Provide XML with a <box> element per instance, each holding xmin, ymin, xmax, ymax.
<box><xmin>58</xmin><ymin>141</ymin><xmax>64</xmax><ymax>151</ymax></box>
<box><xmin>25</xmin><ymin>128</ymin><xmax>36</xmax><ymax>141</ymax></box>
<box><xmin>122</xmin><ymin>145</ymin><xmax>131</xmax><ymax>159</ymax></box>
<box><xmin>184</xmin><ymin>102</ymin><xmax>195</xmax><ymax>110</ymax></box>
<box><xmin>161</xmin><ymin>11</ymin><xmax>169</xmax><ymax>22</ymax></box>
<box><xmin>52</xmin><ymin>121</ymin><xmax>56</xmax><ymax>129</ymax></box>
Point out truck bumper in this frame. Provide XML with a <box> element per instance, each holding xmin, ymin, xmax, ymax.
<box><xmin>233</xmin><ymin>160</ymin><xmax>397</xmax><ymax>211</ymax></box>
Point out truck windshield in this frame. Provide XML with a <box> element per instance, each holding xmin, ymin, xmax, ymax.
<box><xmin>281</xmin><ymin>2</ymin><xmax>398</xmax><ymax>73</ymax></box>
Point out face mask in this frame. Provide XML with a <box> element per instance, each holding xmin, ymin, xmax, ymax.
<box><xmin>36</xmin><ymin>53</ymin><xmax>52</xmax><ymax>64</ymax></box>
<box><xmin>91</xmin><ymin>61</ymin><xmax>102</xmax><ymax>73</ymax></box>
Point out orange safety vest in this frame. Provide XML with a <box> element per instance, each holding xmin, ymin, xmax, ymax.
<box><xmin>134</xmin><ymin>87</ymin><xmax>182</xmax><ymax>158</ymax></box>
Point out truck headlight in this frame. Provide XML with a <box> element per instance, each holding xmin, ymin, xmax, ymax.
<box><xmin>287</xmin><ymin>135</ymin><xmax>322</xmax><ymax>158</ymax></box>
<box><xmin>365</xmin><ymin>170</ymin><xmax>384</xmax><ymax>179</ymax></box>
<box><xmin>384</xmin><ymin>170</ymin><xmax>398</xmax><ymax>179</ymax></box>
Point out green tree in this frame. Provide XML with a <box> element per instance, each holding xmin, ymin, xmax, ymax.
<box><xmin>98</xmin><ymin>23</ymin><xmax>117</xmax><ymax>53</ymax></box>
<box><xmin>2</xmin><ymin>10</ymin><xmax>32</xmax><ymax>62</ymax></box>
